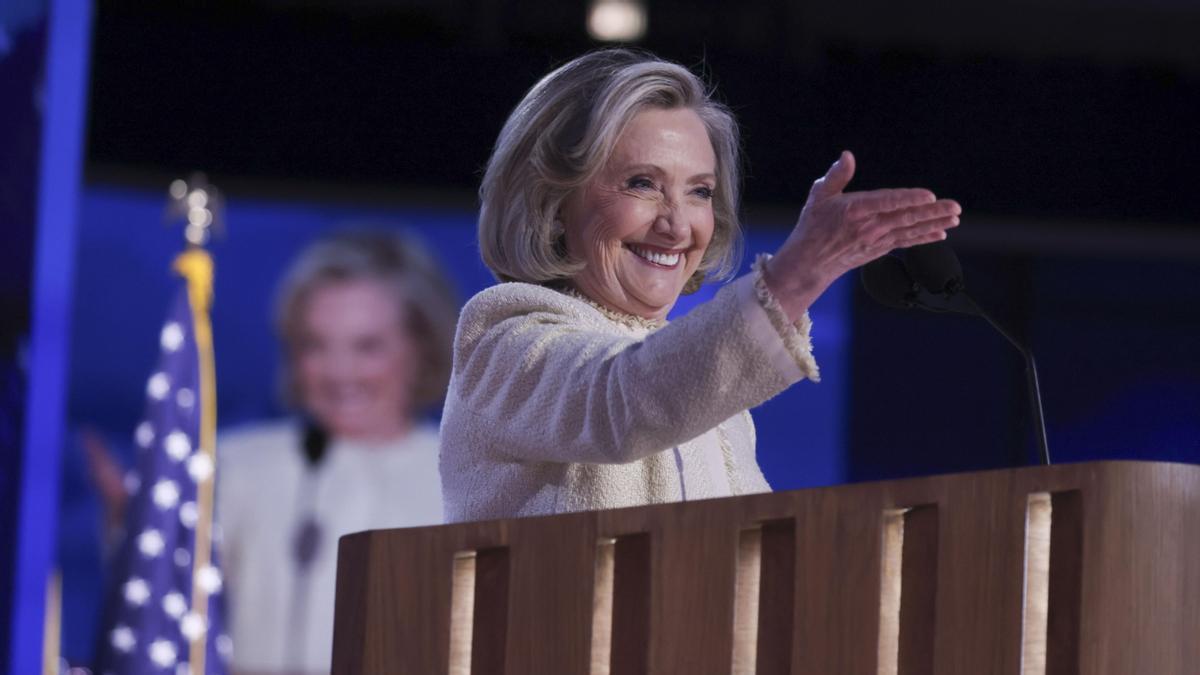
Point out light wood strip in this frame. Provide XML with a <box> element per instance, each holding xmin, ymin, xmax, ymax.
<box><xmin>731</xmin><ymin>526</ymin><xmax>763</xmax><ymax>675</ymax></box>
<box><xmin>877</xmin><ymin>509</ymin><xmax>907</xmax><ymax>675</ymax></box>
<box><xmin>590</xmin><ymin>539</ymin><xmax>617</xmax><ymax>675</ymax></box>
<box><xmin>448</xmin><ymin>551</ymin><xmax>477</xmax><ymax>675</ymax></box>
<box><xmin>1021</xmin><ymin>493</ymin><xmax>1052</xmax><ymax>675</ymax></box>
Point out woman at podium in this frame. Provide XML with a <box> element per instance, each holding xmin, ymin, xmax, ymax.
<box><xmin>439</xmin><ymin>49</ymin><xmax>961</xmax><ymax>522</ymax></box>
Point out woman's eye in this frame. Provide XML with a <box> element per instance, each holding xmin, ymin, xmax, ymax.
<box><xmin>626</xmin><ymin>176</ymin><xmax>655</xmax><ymax>190</ymax></box>
<box><xmin>693</xmin><ymin>186</ymin><xmax>714</xmax><ymax>200</ymax></box>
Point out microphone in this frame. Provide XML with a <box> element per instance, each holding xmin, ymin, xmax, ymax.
<box><xmin>301</xmin><ymin>421</ymin><xmax>329</xmax><ymax>468</ymax></box>
<box><xmin>860</xmin><ymin>254</ymin><xmax>918</xmax><ymax>309</ymax></box>
<box><xmin>288</xmin><ymin>420</ymin><xmax>329</xmax><ymax>671</ymax></box>
<box><xmin>294</xmin><ymin>420</ymin><xmax>328</xmax><ymax>569</ymax></box>
<box><xmin>861</xmin><ymin>242</ymin><xmax>1052</xmax><ymax>465</ymax></box>
<box><xmin>904</xmin><ymin>238</ymin><xmax>964</xmax><ymax>295</ymax></box>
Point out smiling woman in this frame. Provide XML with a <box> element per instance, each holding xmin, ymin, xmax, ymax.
<box><xmin>216</xmin><ymin>231</ymin><xmax>457</xmax><ymax>673</ymax></box>
<box><xmin>562</xmin><ymin>107</ymin><xmax>717</xmax><ymax>319</ymax></box>
<box><xmin>440</xmin><ymin>48</ymin><xmax>961</xmax><ymax>522</ymax></box>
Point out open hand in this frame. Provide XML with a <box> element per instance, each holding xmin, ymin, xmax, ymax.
<box><xmin>764</xmin><ymin>151</ymin><xmax>961</xmax><ymax>321</ymax></box>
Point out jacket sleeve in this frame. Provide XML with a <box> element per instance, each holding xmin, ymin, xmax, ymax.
<box><xmin>444</xmin><ymin>269</ymin><xmax>818</xmax><ymax>465</ymax></box>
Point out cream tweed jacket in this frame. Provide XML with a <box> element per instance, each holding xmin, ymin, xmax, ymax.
<box><xmin>440</xmin><ymin>258</ymin><xmax>820</xmax><ymax>522</ymax></box>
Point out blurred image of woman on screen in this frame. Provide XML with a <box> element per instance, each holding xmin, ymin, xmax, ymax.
<box><xmin>217</xmin><ymin>230</ymin><xmax>457</xmax><ymax>673</ymax></box>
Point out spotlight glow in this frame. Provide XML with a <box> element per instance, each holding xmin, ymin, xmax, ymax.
<box><xmin>588</xmin><ymin>0</ymin><xmax>647</xmax><ymax>42</ymax></box>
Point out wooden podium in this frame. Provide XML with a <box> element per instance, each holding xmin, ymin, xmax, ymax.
<box><xmin>332</xmin><ymin>461</ymin><xmax>1200</xmax><ymax>674</ymax></box>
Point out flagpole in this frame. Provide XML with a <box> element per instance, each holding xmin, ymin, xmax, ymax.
<box><xmin>41</xmin><ymin>570</ymin><xmax>61</xmax><ymax>675</ymax></box>
<box><xmin>175</xmin><ymin>247</ymin><xmax>217</xmax><ymax>675</ymax></box>
<box><xmin>167</xmin><ymin>175</ymin><xmax>224</xmax><ymax>675</ymax></box>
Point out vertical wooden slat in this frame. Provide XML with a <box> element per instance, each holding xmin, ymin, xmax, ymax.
<box><xmin>650</xmin><ymin>503</ymin><xmax>741</xmax><ymax>675</ymax></box>
<box><xmin>932</xmin><ymin>473</ymin><xmax>1027</xmax><ymax>675</ymax></box>
<box><xmin>897</xmin><ymin>505</ymin><xmax>939</xmax><ymax>675</ymax></box>
<box><xmin>611</xmin><ymin>533</ymin><xmax>651</xmax><ymax>675</ymax></box>
<box><xmin>793</xmin><ymin>488</ymin><xmax>884</xmax><ymax>675</ymax></box>
<box><xmin>1076</xmin><ymin>462</ymin><xmax>1196</xmax><ymax>674</ymax></box>
<box><xmin>1045</xmin><ymin>491</ymin><xmax>1082</xmax><ymax>675</ymax></box>
<box><xmin>334</xmin><ymin>529</ymin><xmax>462</xmax><ymax>674</ymax></box>
<box><xmin>756</xmin><ymin>519</ymin><xmax>796</xmax><ymax>675</ymax></box>
<box><xmin>504</xmin><ymin>515</ymin><xmax>596</xmax><ymax>674</ymax></box>
<box><xmin>332</xmin><ymin>532</ymin><xmax>371</xmax><ymax>674</ymax></box>
<box><xmin>471</xmin><ymin>548</ymin><xmax>510</xmax><ymax>675</ymax></box>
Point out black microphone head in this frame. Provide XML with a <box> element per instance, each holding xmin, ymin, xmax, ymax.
<box><xmin>861</xmin><ymin>255</ymin><xmax>917</xmax><ymax>309</ymax></box>
<box><xmin>301</xmin><ymin>421</ymin><xmax>329</xmax><ymax>468</ymax></box>
<box><xmin>904</xmin><ymin>240</ymin><xmax>964</xmax><ymax>295</ymax></box>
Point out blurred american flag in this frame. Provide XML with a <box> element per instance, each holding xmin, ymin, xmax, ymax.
<box><xmin>94</xmin><ymin>275</ymin><xmax>229</xmax><ymax>675</ymax></box>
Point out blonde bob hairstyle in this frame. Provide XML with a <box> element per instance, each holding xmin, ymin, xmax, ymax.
<box><xmin>479</xmin><ymin>48</ymin><xmax>743</xmax><ymax>294</ymax></box>
<box><xmin>274</xmin><ymin>230</ymin><xmax>458</xmax><ymax>413</ymax></box>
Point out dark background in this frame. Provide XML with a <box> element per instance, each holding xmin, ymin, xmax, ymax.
<box><xmin>89</xmin><ymin>2</ymin><xmax>1200</xmax><ymax>224</ymax></box>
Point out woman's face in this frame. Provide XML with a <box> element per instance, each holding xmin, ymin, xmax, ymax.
<box><xmin>292</xmin><ymin>279</ymin><xmax>417</xmax><ymax>441</ymax></box>
<box><xmin>561</xmin><ymin>106</ymin><xmax>717</xmax><ymax>320</ymax></box>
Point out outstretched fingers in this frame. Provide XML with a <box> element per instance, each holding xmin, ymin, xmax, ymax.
<box><xmin>863</xmin><ymin>198</ymin><xmax>961</xmax><ymax>237</ymax></box>
<box><xmin>877</xmin><ymin>215</ymin><xmax>961</xmax><ymax>250</ymax></box>
<box><xmin>847</xmin><ymin>188</ymin><xmax>938</xmax><ymax>217</ymax></box>
<box><xmin>807</xmin><ymin>150</ymin><xmax>857</xmax><ymax>202</ymax></box>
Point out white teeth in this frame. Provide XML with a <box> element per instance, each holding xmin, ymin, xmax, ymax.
<box><xmin>629</xmin><ymin>245</ymin><xmax>681</xmax><ymax>266</ymax></box>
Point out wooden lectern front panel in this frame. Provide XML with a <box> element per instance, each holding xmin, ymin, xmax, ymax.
<box><xmin>333</xmin><ymin>461</ymin><xmax>1200</xmax><ymax>675</ymax></box>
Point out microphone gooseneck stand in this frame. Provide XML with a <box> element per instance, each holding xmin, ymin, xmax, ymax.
<box><xmin>955</xmin><ymin>292</ymin><xmax>1051</xmax><ymax>466</ymax></box>
<box><xmin>286</xmin><ymin>422</ymin><xmax>329</xmax><ymax>672</ymax></box>
<box><xmin>861</xmin><ymin>242</ymin><xmax>1052</xmax><ymax>466</ymax></box>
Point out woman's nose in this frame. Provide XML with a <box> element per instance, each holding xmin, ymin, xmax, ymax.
<box><xmin>652</xmin><ymin>199</ymin><xmax>689</xmax><ymax>240</ymax></box>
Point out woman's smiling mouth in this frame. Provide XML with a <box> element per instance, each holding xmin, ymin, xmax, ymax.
<box><xmin>625</xmin><ymin>243</ymin><xmax>683</xmax><ymax>268</ymax></box>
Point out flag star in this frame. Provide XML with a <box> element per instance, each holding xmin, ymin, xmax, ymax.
<box><xmin>135</xmin><ymin>421</ymin><xmax>155</xmax><ymax>448</ymax></box>
<box><xmin>164</xmin><ymin>431</ymin><xmax>191</xmax><ymax>461</ymax></box>
<box><xmin>174</xmin><ymin>663</ymin><xmax>191</xmax><ymax>675</ymax></box>
<box><xmin>111</xmin><ymin>625</ymin><xmax>136</xmax><ymax>652</ymax></box>
<box><xmin>160</xmin><ymin>322</ymin><xmax>185</xmax><ymax>352</ymax></box>
<box><xmin>187</xmin><ymin>454</ymin><xmax>214</xmax><ymax>483</ymax></box>
<box><xmin>174</xmin><ymin>547</ymin><xmax>192</xmax><ymax>567</ymax></box>
<box><xmin>196</xmin><ymin>565</ymin><xmax>223</xmax><ymax>594</ymax></box>
<box><xmin>179</xmin><ymin>502</ymin><xmax>198</xmax><ymax>529</ymax></box>
<box><xmin>162</xmin><ymin>591</ymin><xmax>187</xmax><ymax>619</ymax></box>
<box><xmin>152</xmin><ymin>479</ymin><xmax>180</xmax><ymax>510</ymax></box>
<box><xmin>175</xmin><ymin>387</ymin><xmax>196</xmax><ymax>409</ymax></box>
<box><xmin>123</xmin><ymin>577</ymin><xmax>150</xmax><ymax>606</ymax></box>
<box><xmin>215</xmin><ymin>634</ymin><xmax>233</xmax><ymax>658</ymax></box>
<box><xmin>180</xmin><ymin>612</ymin><xmax>206</xmax><ymax>641</ymax></box>
<box><xmin>148</xmin><ymin>639</ymin><xmax>177</xmax><ymax>668</ymax></box>
<box><xmin>147</xmin><ymin>372</ymin><xmax>171</xmax><ymax>400</ymax></box>
<box><xmin>137</xmin><ymin>529</ymin><xmax>165</xmax><ymax>558</ymax></box>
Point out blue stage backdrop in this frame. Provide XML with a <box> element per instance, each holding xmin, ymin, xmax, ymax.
<box><xmin>70</xmin><ymin>183</ymin><xmax>848</xmax><ymax>488</ymax></box>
